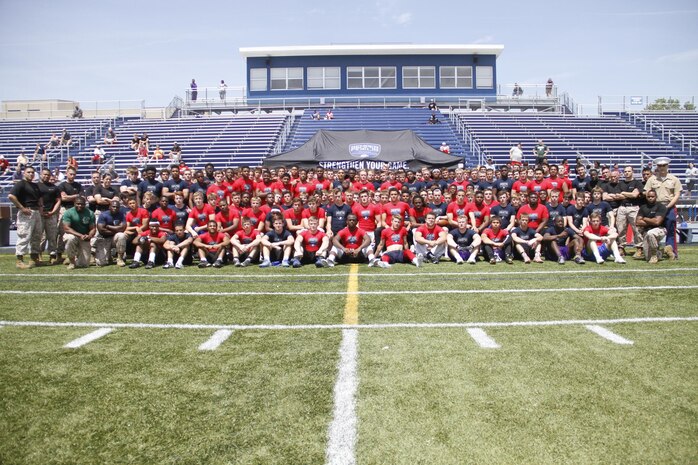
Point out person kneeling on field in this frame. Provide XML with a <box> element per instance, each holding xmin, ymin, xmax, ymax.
<box><xmin>447</xmin><ymin>215</ymin><xmax>481</xmax><ymax>264</ymax></box>
<box><xmin>543</xmin><ymin>215</ymin><xmax>585</xmax><ymax>265</ymax></box>
<box><xmin>326</xmin><ymin>213</ymin><xmax>372</xmax><ymax>267</ymax></box>
<box><xmin>230</xmin><ymin>216</ymin><xmax>263</xmax><ymax>267</ymax></box>
<box><xmin>511</xmin><ymin>213</ymin><xmax>544</xmax><ymax>264</ymax></box>
<box><xmin>413</xmin><ymin>212</ymin><xmax>448</xmax><ymax>264</ymax></box>
<box><xmin>130</xmin><ymin>221</ymin><xmax>167</xmax><ymax>269</ymax></box>
<box><xmin>62</xmin><ymin>197</ymin><xmax>96</xmax><ymax>270</ymax></box>
<box><xmin>481</xmin><ymin>216</ymin><xmax>513</xmax><ymax>264</ymax></box>
<box><xmin>371</xmin><ymin>215</ymin><xmax>423</xmax><ymax>268</ymax></box>
<box><xmin>194</xmin><ymin>220</ymin><xmax>230</xmax><ymax>268</ymax></box>
<box><xmin>260</xmin><ymin>213</ymin><xmax>294</xmax><ymax>268</ymax></box>
<box><xmin>95</xmin><ymin>199</ymin><xmax>128</xmax><ymax>267</ymax></box>
<box><xmin>163</xmin><ymin>222</ymin><xmax>194</xmax><ymax>269</ymax></box>
<box><xmin>292</xmin><ymin>216</ymin><xmax>330</xmax><ymax>268</ymax></box>
<box><xmin>635</xmin><ymin>189</ymin><xmax>667</xmax><ymax>264</ymax></box>
<box><xmin>582</xmin><ymin>212</ymin><xmax>626</xmax><ymax>265</ymax></box>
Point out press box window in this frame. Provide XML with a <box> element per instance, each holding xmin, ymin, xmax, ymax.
<box><xmin>439</xmin><ymin>66</ymin><xmax>473</xmax><ymax>89</ymax></box>
<box><xmin>270</xmin><ymin>67</ymin><xmax>304</xmax><ymax>91</ymax></box>
<box><xmin>249</xmin><ymin>68</ymin><xmax>267</xmax><ymax>92</ymax></box>
<box><xmin>403</xmin><ymin>66</ymin><xmax>435</xmax><ymax>89</ymax></box>
<box><xmin>476</xmin><ymin>66</ymin><xmax>493</xmax><ymax>89</ymax></box>
<box><xmin>307</xmin><ymin>67</ymin><xmax>341</xmax><ymax>90</ymax></box>
<box><xmin>347</xmin><ymin>67</ymin><xmax>396</xmax><ymax>89</ymax></box>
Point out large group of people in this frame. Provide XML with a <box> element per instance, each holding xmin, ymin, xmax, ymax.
<box><xmin>8</xmin><ymin>154</ymin><xmax>683</xmax><ymax>270</ymax></box>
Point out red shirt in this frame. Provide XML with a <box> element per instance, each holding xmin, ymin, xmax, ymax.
<box><xmin>352</xmin><ymin>203</ymin><xmax>381</xmax><ymax>232</ymax></box>
<box><xmin>312</xmin><ymin>178</ymin><xmax>331</xmax><ymax>193</ymax></box>
<box><xmin>450</xmin><ymin>180</ymin><xmax>470</xmax><ymax>191</ymax></box>
<box><xmin>283</xmin><ymin>208</ymin><xmax>304</xmax><ymax>227</ymax></box>
<box><xmin>188</xmin><ymin>204</ymin><xmax>215</xmax><ymax>228</ymax></box>
<box><xmin>351</xmin><ymin>181</ymin><xmax>376</xmax><ymax>192</ymax></box>
<box><xmin>299</xmin><ymin>229</ymin><xmax>326</xmax><ymax>253</ymax></box>
<box><xmin>380</xmin><ymin>226</ymin><xmax>408</xmax><ymax>248</ymax></box>
<box><xmin>512</xmin><ymin>180</ymin><xmax>532</xmax><ymax>195</ymax></box>
<box><xmin>235</xmin><ymin>228</ymin><xmax>260</xmax><ymax>245</ymax></box>
<box><xmin>216</xmin><ymin>208</ymin><xmax>240</xmax><ymax>231</ymax></box>
<box><xmin>409</xmin><ymin>205</ymin><xmax>432</xmax><ymax>224</ymax></box>
<box><xmin>546</xmin><ymin>176</ymin><xmax>565</xmax><ymax>192</ymax></box>
<box><xmin>302</xmin><ymin>207</ymin><xmax>326</xmax><ymax>221</ymax></box>
<box><xmin>529</xmin><ymin>179</ymin><xmax>549</xmax><ymax>194</ymax></box>
<box><xmin>293</xmin><ymin>182</ymin><xmax>315</xmax><ymax>197</ymax></box>
<box><xmin>255</xmin><ymin>180</ymin><xmax>275</xmax><ymax>196</ymax></box>
<box><xmin>206</xmin><ymin>184</ymin><xmax>230</xmax><ymax>202</ymax></box>
<box><xmin>197</xmin><ymin>231</ymin><xmax>228</xmax><ymax>253</ymax></box>
<box><xmin>483</xmin><ymin>228</ymin><xmax>509</xmax><ymax>243</ymax></box>
<box><xmin>271</xmin><ymin>180</ymin><xmax>293</xmax><ymax>193</ymax></box>
<box><xmin>380</xmin><ymin>180</ymin><xmax>403</xmax><ymax>191</ymax></box>
<box><xmin>336</xmin><ymin>227</ymin><xmax>367</xmax><ymax>250</ymax></box>
<box><xmin>416</xmin><ymin>224</ymin><xmax>444</xmax><ymax>241</ymax></box>
<box><xmin>382</xmin><ymin>201</ymin><xmax>410</xmax><ymax>221</ymax></box>
<box><xmin>447</xmin><ymin>201</ymin><xmax>469</xmax><ymax>219</ymax></box>
<box><xmin>583</xmin><ymin>224</ymin><xmax>610</xmax><ymax>246</ymax></box>
<box><xmin>517</xmin><ymin>203</ymin><xmax>549</xmax><ymax>229</ymax></box>
<box><xmin>241</xmin><ymin>207</ymin><xmax>265</xmax><ymax>228</ymax></box>
<box><xmin>139</xmin><ymin>229</ymin><xmax>166</xmax><ymax>242</ymax></box>
<box><xmin>126</xmin><ymin>208</ymin><xmax>150</xmax><ymax>229</ymax></box>
<box><xmin>151</xmin><ymin>206</ymin><xmax>176</xmax><ymax>231</ymax></box>
<box><xmin>232</xmin><ymin>177</ymin><xmax>254</xmax><ymax>193</ymax></box>
<box><xmin>465</xmin><ymin>202</ymin><xmax>491</xmax><ymax>228</ymax></box>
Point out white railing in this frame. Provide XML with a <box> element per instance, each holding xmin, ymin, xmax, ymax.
<box><xmin>0</xmin><ymin>100</ymin><xmax>146</xmax><ymax>120</ymax></box>
<box><xmin>598</xmin><ymin>95</ymin><xmax>696</xmax><ymax>114</ymax></box>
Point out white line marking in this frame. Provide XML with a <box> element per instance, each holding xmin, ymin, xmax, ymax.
<box><xmin>198</xmin><ymin>329</ymin><xmax>233</xmax><ymax>351</ymax></box>
<box><xmin>467</xmin><ymin>327</ymin><xmax>500</xmax><ymax>348</ymax></box>
<box><xmin>326</xmin><ymin>329</ymin><xmax>358</xmax><ymax>465</ymax></box>
<box><xmin>3</xmin><ymin>285</ymin><xmax>697</xmax><ymax>297</ymax></box>
<box><xmin>2</xmin><ymin>267</ymin><xmax>697</xmax><ymax>280</ymax></box>
<box><xmin>64</xmin><ymin>327</ymin><xmax>114</xmax><ymax>348</ymax></box>
<box><xmin>2</xmin><ymin>316</ymin><xmax>696</xmax><ymax>332</ymax></box>
<box><xmin>585</xmin><ymin>325</ymin><xmax>634</xmax><ymax>345</ymax></box>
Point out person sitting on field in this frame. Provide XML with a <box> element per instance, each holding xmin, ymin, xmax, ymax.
<box><xmin>163</xmin><ymin>222</ymin><xmax>193</xmax><ymax>269</ymax></box>
<box><xmin>129</xmin><ymin>221</ymin><xmax>167</xmax><ymax>269</ymax></box>
<box><xmin>542</xmin><ymin>215</ymin><xmax>585</xmax><ymax>265</ymax></box>
<box><xmin>635</xmin><ymin>189</ymin><xmax>667</xmax><ymax>264</ymax></box>
<box><xmin>413</xmin><ymin>212</ymin><xmax>448</xmax><ymax>264</ymax></box>
<box><xmin>230</xmin><ymin>216</ymin><xmax>263</xmax><ymax>267</ymax></box>
<box><xmin>95</xmin><ymin>199</ymin><xmax>128</xmax><ymax>267</ymax></box>
<box><xmin>193</xmin><ymin>220</ymin><xmax>230</xmax><ymax>268</ymax></box>
<box><xmin>372</xmin><ymin>214</ymin><xmax>424</xmax><ymax>268</ymax></box>
<box><xmin>327</xmin><ymin>213</ymin><xmax>372</xmax><ymax>267</ymax></box>
<box><xmin>447</xmin><ymin>215</ymin><xmax>481</xmax><ymax>264</ymax></box>
<box><xmin>291</xmin><ymin>216</ymin><xmax>330</xmax><ymax>268</ymax></box>
<box><xmin>260</xmin><ymin>213</ymin><xmax>294</xmax><ymax>268</ymax></box>
<box><xmin>481</xmin><ymin>216</ymin><xmax>513</xmax><ymax>264</ymax></box>
<box><xmin>582</xmin><ymin>212</ymin><xmax>626</xmax><ymax>265</ymax></box>
<box><xmin>511</xmin><ymin>213</ymin><xmax>544</xmax><ymax>264</ymax></box>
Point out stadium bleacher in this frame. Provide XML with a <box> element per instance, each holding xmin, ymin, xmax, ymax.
<box><xmin>285</xmin><ymin>108</ymin><xmax>466</xmax><ymax>160</ymax></box>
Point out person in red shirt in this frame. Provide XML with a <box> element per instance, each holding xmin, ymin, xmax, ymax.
<box><xmin>292</xmin><ymin>216</ymin><xmax>330</xmax><ymax>267</ymax></box>
<box><xmin>215</xmin><ymin>198</ymin><xmax>240</xmax><ymax>236</ymax></box>
<box><xmin>351</xmin><ymin>170</ymin><xmax>376</xmax><ymax>192</ymax></box>
<box><xmin>465</xmin><ymin>190</ymin><xmax>491</xmax><ymax>234</ymax></box>
<box><xmin>446</xmin><ymin>190</ymin><xmax>469</xmax><ymax>229</ymax></box>
<box><xmin>271</xmin><ymin>172</ymin><xmax>294</xmax><ymax>195</ymax></box>
<box><xmin>351</xmin><ymin>190</ymin><xmax>381</xmax><ymax>255</ymax></box>
<box><xmin>546</xmin><ymin>164</ymin><xmax>568</xmax><ymax>195</ymax></box>
<box><xmin>372</xmin><ymin>215</ymin><xmax>423</xmax><ymax>268</ymax></box>
<box><xmin>284</xmin><ymin>197</ymin><xmax>305</xmax><ymax>234</ymax></box>
<box><xmin>293</xmin><ymin>169</ymin><xmax>316</xmax><ymax>197</ymax></box>
<box><xmin>129</xmin><ymin>221</ymin><xmax>167</xmax><ymax>269</ymax></box>
<box><xmin>327</xmin><ymin>213</ymin><xmax>372</xmax><ymax>266</ymax></box>
<box><xmin>125</xmin><ymin>196</ymin><xmax>150</xmax><ymax>240</ymax></box>
<box><xmin>413</xmin><ymin>212</ymin><xmax>448</xmax><ymax>263</ymax></box>
<box><xmin>150</xmin><ymin>196</ymin><xmax>176</xmax><ymax>234</ymax></box>
<box><xmin>583</xmin><ymin>212</ymin><xmax>625</xmax><ymax>264</ymax></box>
<box><xmin>232</xmin><ymin>166</ymin><xmax>255</xmax><ymax>194</ymax></box>
<box><xmin>302</xmin><ymin>195</ymin><xmax>326</xmax><ymax>230</ymax></box>
<box><xmin>481</xmin><ymin>216</ymin><xmax>513</xmax><ymax>264</ymax></box>
<box><xmin>311</xmin><ymin>167</ymin><xmax>332</xmax><ymax>194</ymax></box>
<box><xmin>512</xmin><ymin>169</ymin><xmax>532</xmax><ymax>196</ymax></box>
<box><xmin>516</xmin><ymin>191</ymin><xmax>549</xmax><ymax>234</ymax></box>
<box><xmin>380</xmin><ymin>171</ymin><xmax>403</xmax><ymax>192</ymax></box>
<box><xmin>381</xmin><ymin>188</ymin><xmax>410</xmax><ymax>228</ymax></box>
<box><xmin>255</xmin><ymin>170</ymin><xmax>275</xmax><ymax>198</ymax></box>
<box><xmin>241</xmin><ymin>196</ymin><xmax>266</xmax><ymax>232</ymax></box>
<box><xmin>529</xmin><ymin>168</ymin><xmax>550</xmax><ymax>195</ymax></box>
<box><xmin>230</xmin><ymin>216</ymin><xmax>262</xmax><ymax>267</ymax></box>
<box><xmin>186</xmin><ymin>191</ymin><xmax>216</xmax><ymax>238</ymax></box>
<box><xmin>206</xmin><ymin>170</ymin><xmax>230</xmax><ymax>204</ymax></box>
<box><xmin>194</xmin><ymin>220</ymin><xmax>230</xmax><ymax>268</ymax></box>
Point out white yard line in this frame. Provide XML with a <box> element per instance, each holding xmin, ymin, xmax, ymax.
<box><xmin>466</xmin><ymin>328</ymin><xmax>501</xmax><ymax>348</ymax></box>
<box><xmin>326</xmin><ymin>329</ymin><xmax>358</xmax><ymax>465</ymax></box>
<box><xmin>198</xmin><ymin>329</ymin><xmax>234</xmax><ymax>351</ymax></box>
<box><xmin>64</xmin><ymin>327</ymin><xmax>114</xmax><ymax>348</ymax></box>
<box><xmin>3</xmin><ymin>284</ymin><xmax>698</xmax><ymax>297</ymax></box>
<box><xmin>585</xmin><ymin>325</ymin><xmax>634</xmax><ymax>345</ymax></box>
<box><xmin>2</xmin><ymin>267</ymin><xmax>697</xmax><ymax>280</ymax></box>
<box><xmin>2</xmin><ymin>316</ymin><xmax>696</xmax><ymax>332</ymax></box>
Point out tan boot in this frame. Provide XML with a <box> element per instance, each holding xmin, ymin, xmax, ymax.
<box><xmin>663</xmin><ymin>245</ymin><xmax>675</xmax><ymax>260</ymax></box>
<box><xmin>632</xmin><ymin>248</ymin><xmax>644</xmax><ymax>259</ymax></box>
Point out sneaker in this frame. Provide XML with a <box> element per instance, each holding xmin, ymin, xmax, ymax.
<box><xmin>198</xmin><ymin>261</ymin><xmax>209</xmax><ymax>268</ymax></box>
<box><xmin>376</xmin><ymin>260</ymin><xmax>391</xmax><ymax>268</ymax></box>
<box><xmin>523</xmin><ymin>257</ymin><xmax>531</xmax><ymax>264</ymax></box>
<box><xmin>495</xmin><ymin>254</ymin><xmax>503</xmax><ymax>263</ymax></box>
<box><xmin>467</xmin><ymin>257</ymin><xmax>477</xmax><ymax>265</ymax></box>
<box><xmin>431</xmin><ymin>256</ymin><xmax>440</xmax><ymax>264</ymax></box>
<box><xmin>614</xmin><ymin>256</ymin><xmax>626</xmax><ymax>264</ymax></box>
<box><xmin>506</xmin><ymin>255</ymin><xmax>514</xmax><ymax>265</ymax></box>
<box><xmin>241</xmin><ymin>258</ymin><xmax>251</xmax><ymax>267</ymax></box>
<box><xmin>175</xmin><ymin>262</ymin><xmax>183</xmax><ymax>269</ymax></box>
<box><xmin>455</xmin><ymin>259</ymin><xmax>464</xmax><ymax>265</ymax></box>
<box><xmin>632</xmin><ymin>249</ymin><xmax>644</xmax><ymax>259</ymax></box>
<box><xmin>213</xmin><ymin>260</ymin><xmax>223</xmax><ymax>268</ymax></box>
<box><xmin>162</xmin><ymin>262</ymin><xmax>173</xmax><ymax>269</ymax></box>
<box><xmin>232</xmin><ymin>258</ymin><xmax>241</xmax><ymax>267</ymax></box>
<box><xmin>574</xmin><ymin>255</ymin><xmax>585</xmax><ymax>265</ymax></box>
<box><xmin>663</xmin><ymin>245</ymin><xmax>675</xmax><ymax>260</ymax></box>
<box><xmin>281</xmin><ymin>259</ymin><xmax>290</xmax><ymax>267</ymax></box>
<box><xmin>414</xmin><ymin>253</ymin><xmax>424</xmax><ymax>267</ymax></box>
<box><xmin>533</xmin><ymin>254</ymin><xmax>543</xmax><ymax>263</ymax></box>
<box><xmin>596</xmin><ymin>257</ymin><xmax>605</xmax><ymax>265</ymax></box>
<box><xmin>116</xmin><ymin>257</ymin><xmax>126</xmax><ymax>267</ymax></box>
<box><xmin>489</xmin><ymin>258</ymin><xmax>496</xmax><ymax>265</ymax></box>
<box><xmin>292</xmin><ymin>258</ymin><xmax>302</xmax><ymax>268</ymax></box>
<box><xmin>129</xmin><ymin>261</ymin><xmax>142</xmax><ymax>269</ymax></box>
<box><xmin>326</xmin><ymin>258</ymin><xmax>336</xmax><ymax>267</ymax></box>
<box><xmin>316</xmin><ymin>258</ymin><xmax>328</xmax><ymax>268</ymax></box>
<box><xmin>648</xmin><ymin>256</ymin><xmax>659</xmax><ymax>264</ymax></box>
<box><xmin>145</xmin><ymin>261</ymin><xmax>154</xmax><ymax>269</ymax></box>
<box><xmin>368</xmin><ymin>258</ymin><xmax>379</xmax><ymax>267</ymax></box>
<box><xmin>558</xmin><ymin>256</ymin><xmax>565</xmax><ymax>265</ymax></box>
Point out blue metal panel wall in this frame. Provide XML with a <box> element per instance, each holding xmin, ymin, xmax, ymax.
<box><xmin>246</xmin><ymin>54</ymin><xmax>497</xmax><ymax>98</ymax></box>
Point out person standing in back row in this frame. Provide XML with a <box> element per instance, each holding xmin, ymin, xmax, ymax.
<box><xmin>219</xmin><ymin>80</ymin><xmax>227</xmax><ymax>100</ymax></box>
<box><xmin>9</xmin><ymin>166</ymin><xmax>43</xmax><ymax>269</ymax></box>
<box><xmin>190</xmin><ymin>79</ymin><xmax>198</xmax><ymax>102</ymax></box>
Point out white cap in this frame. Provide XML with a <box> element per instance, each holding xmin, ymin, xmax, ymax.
<box><xmin>655</xmin><ymin>157</ymin><xmax>671</xmax><ymax>165</ymax></box>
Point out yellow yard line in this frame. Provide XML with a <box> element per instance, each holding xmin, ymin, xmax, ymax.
<box><xmin>343</xmin><ymin>264</ymin><xmax>359</xmax><ymax>325</ymax></box>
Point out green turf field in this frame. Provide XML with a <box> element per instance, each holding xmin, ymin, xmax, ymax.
<box><xmin>1</xmin><ymin>250</ymin><xmax>697</xmax><ymax>464</ymax></box>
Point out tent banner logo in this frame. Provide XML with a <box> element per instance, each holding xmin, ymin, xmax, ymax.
<box><xmin>349</xmin><ymin>143</ymin><xmax>381</xmax><ymax>159</ymax></box>
<box><xmin>319</xmin><ymin>160</ymin><xmax>408</xmax><ymax>170</ymax></box>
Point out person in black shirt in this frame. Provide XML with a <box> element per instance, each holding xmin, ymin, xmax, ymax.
<box><xmin>9</xmin><ymin>166</ymin><xmax>43</xmax><ymax>268</ymax></box>
<box><xmin>37</xmin><ymin>168</ymin><xmax>62</xmax><ymax>263</ymax></box>
<box><xmin>636</xmin><ymin>189</ymin><xmax>667</xmax><ymax>264</ymax></box>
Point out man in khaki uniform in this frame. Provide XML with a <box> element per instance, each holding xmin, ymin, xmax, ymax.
<box><xmin>644</xmin><ymin>157</ymin><xmax>682</xmax><ymax>259</ymax></box>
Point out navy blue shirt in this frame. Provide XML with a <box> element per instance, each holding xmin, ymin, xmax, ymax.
<box><xmin>448</xmin><ymin>227</ymin><xmax>477</xmax><ymax>247</ymax></box>
<box><xmin>489</xmin><ymin>204</ymin><xmax>516</xmax><ymax>230</ymax></box>
<box><xmin>326</xmin><ymin>203</ymin><xmax>353</xmax><ymax>234</ymax></box>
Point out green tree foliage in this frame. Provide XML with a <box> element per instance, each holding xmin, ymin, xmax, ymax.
<box><xmin>645</xmin><ymin>98</ymin><xmax>696</xmax><ymax>111</ymax></box>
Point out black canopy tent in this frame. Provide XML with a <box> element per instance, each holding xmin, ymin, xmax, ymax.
<box><xmin>263</xmin><ymin>129</ymin><xmax>461</xmax><ymax>170</ymax></box>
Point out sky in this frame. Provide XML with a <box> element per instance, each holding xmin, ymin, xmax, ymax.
<box><xmin>1</xmin><ymin>0</ymin><xmax>696</xmax><ymax>114</ymax></box>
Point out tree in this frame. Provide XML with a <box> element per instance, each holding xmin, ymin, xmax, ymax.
<box><xmin>645</xmin><ymin>98</ymin><xmax>695</xmax><ymax>111</ymax></box>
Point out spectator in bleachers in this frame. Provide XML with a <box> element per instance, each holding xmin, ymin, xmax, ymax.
<box><xmin>33</xmin><ymin>143</ymin><xmax>47</xmax><ymax>170</ymax></box>
<box><xmin>428</xmin><ymin>99</ymin><xmax>438</xmax><ymax>111</ymax></box>
<box><xmin>312</xmin><ymin>110</ymin><xmax>321</xmax><ymax>120</ymax></box>
<box><xmin>169</xmin><ymin>142</ymin><xmax>183</xmax><ymax>165</ymax></box>
<box><xmin>325</xmin><ymin>109</ymin><xmax>334</xmax><ymax>120</ymax></box>
<box><xmin>92</xmin><ymin>145</ymin><xmax>106</xmax><ymax>165</ymax></box>
<box><xmin>16</xmin><ymin>148</ymin><xmax>28</xmax><ymax>171</ymax></box>
<box><xmin>61</xmin><ymin>129</ymin><xmax>72</xmax><ymax>146</ymax></box>
<box><xmin>219</xmin><ymin>80</ymin><xmax>227</xmax><ymax>100</ymax></box>
<box><xmin>104</xmin><ymin>127</ymin><xmax>117</xmax><ymax>145</ymax></box>
<box><xmin>545</xmin><ymin>78</ymin><xmax>554</xmax><ymax>97</ymax></box>
<box><xmin>72</xmin><ymin>105</ymin><xmax>83</xmax><ymax>119</ymax></box>
<box><xmin>439</xmin><ymin>142</ymin><xmax>450</xmax><ymax>154</ymax></box>
<box><xmin>428</xmin><ymin>113</ymin><xmax>440</xmax><ymax>124</ymax></box>
<box><xmin>152</xmin><ymin>145</ymin><xmax>164</xmax><ymax>160</ymax></box>
<box><xmin>66</xmin><ymin>155</ymin><xmax>78</xmax><ymax>171</ymax></box>
<box><xmin>46</xmin><ymin>134</ymin><xmax>60</xmax><ymax>150</ymax></box>
<box><xmin>190</xmin><ymin>79</ymin><xmax>198</xmax><ymax>102</ymax></box>
<box><xmin>684</xmin><ymin>162</ymin><xmax>697</xmax><ymax>195</ymax></box>
<box><xmin>130</xmin><ymin>134</ymin><xmax>140</xmax><ymax>151</ymax></box>
<box><xmin>0</xmin><ymin>154</ymin><xmax>8</xmax><ymax>174</ymax></box>
<box><xmin>509</xmin><ymin>142</ymin><xmax>524</xmax><ymax>167</ymax></box>
<box><xmin>513</xmin><ymin>83</ymin><xmax>523</xmax><ymax>97</ymax></box>
<box><xmin>533</xmin><ymin>140</ymin><xmax>549</xmax><ymax>166</ymax></box>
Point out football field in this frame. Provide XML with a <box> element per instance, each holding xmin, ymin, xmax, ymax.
<box><xmin>1</xmin><ymin>251</ymin><xmax>697</xmax><ymax>464</ymax></box>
